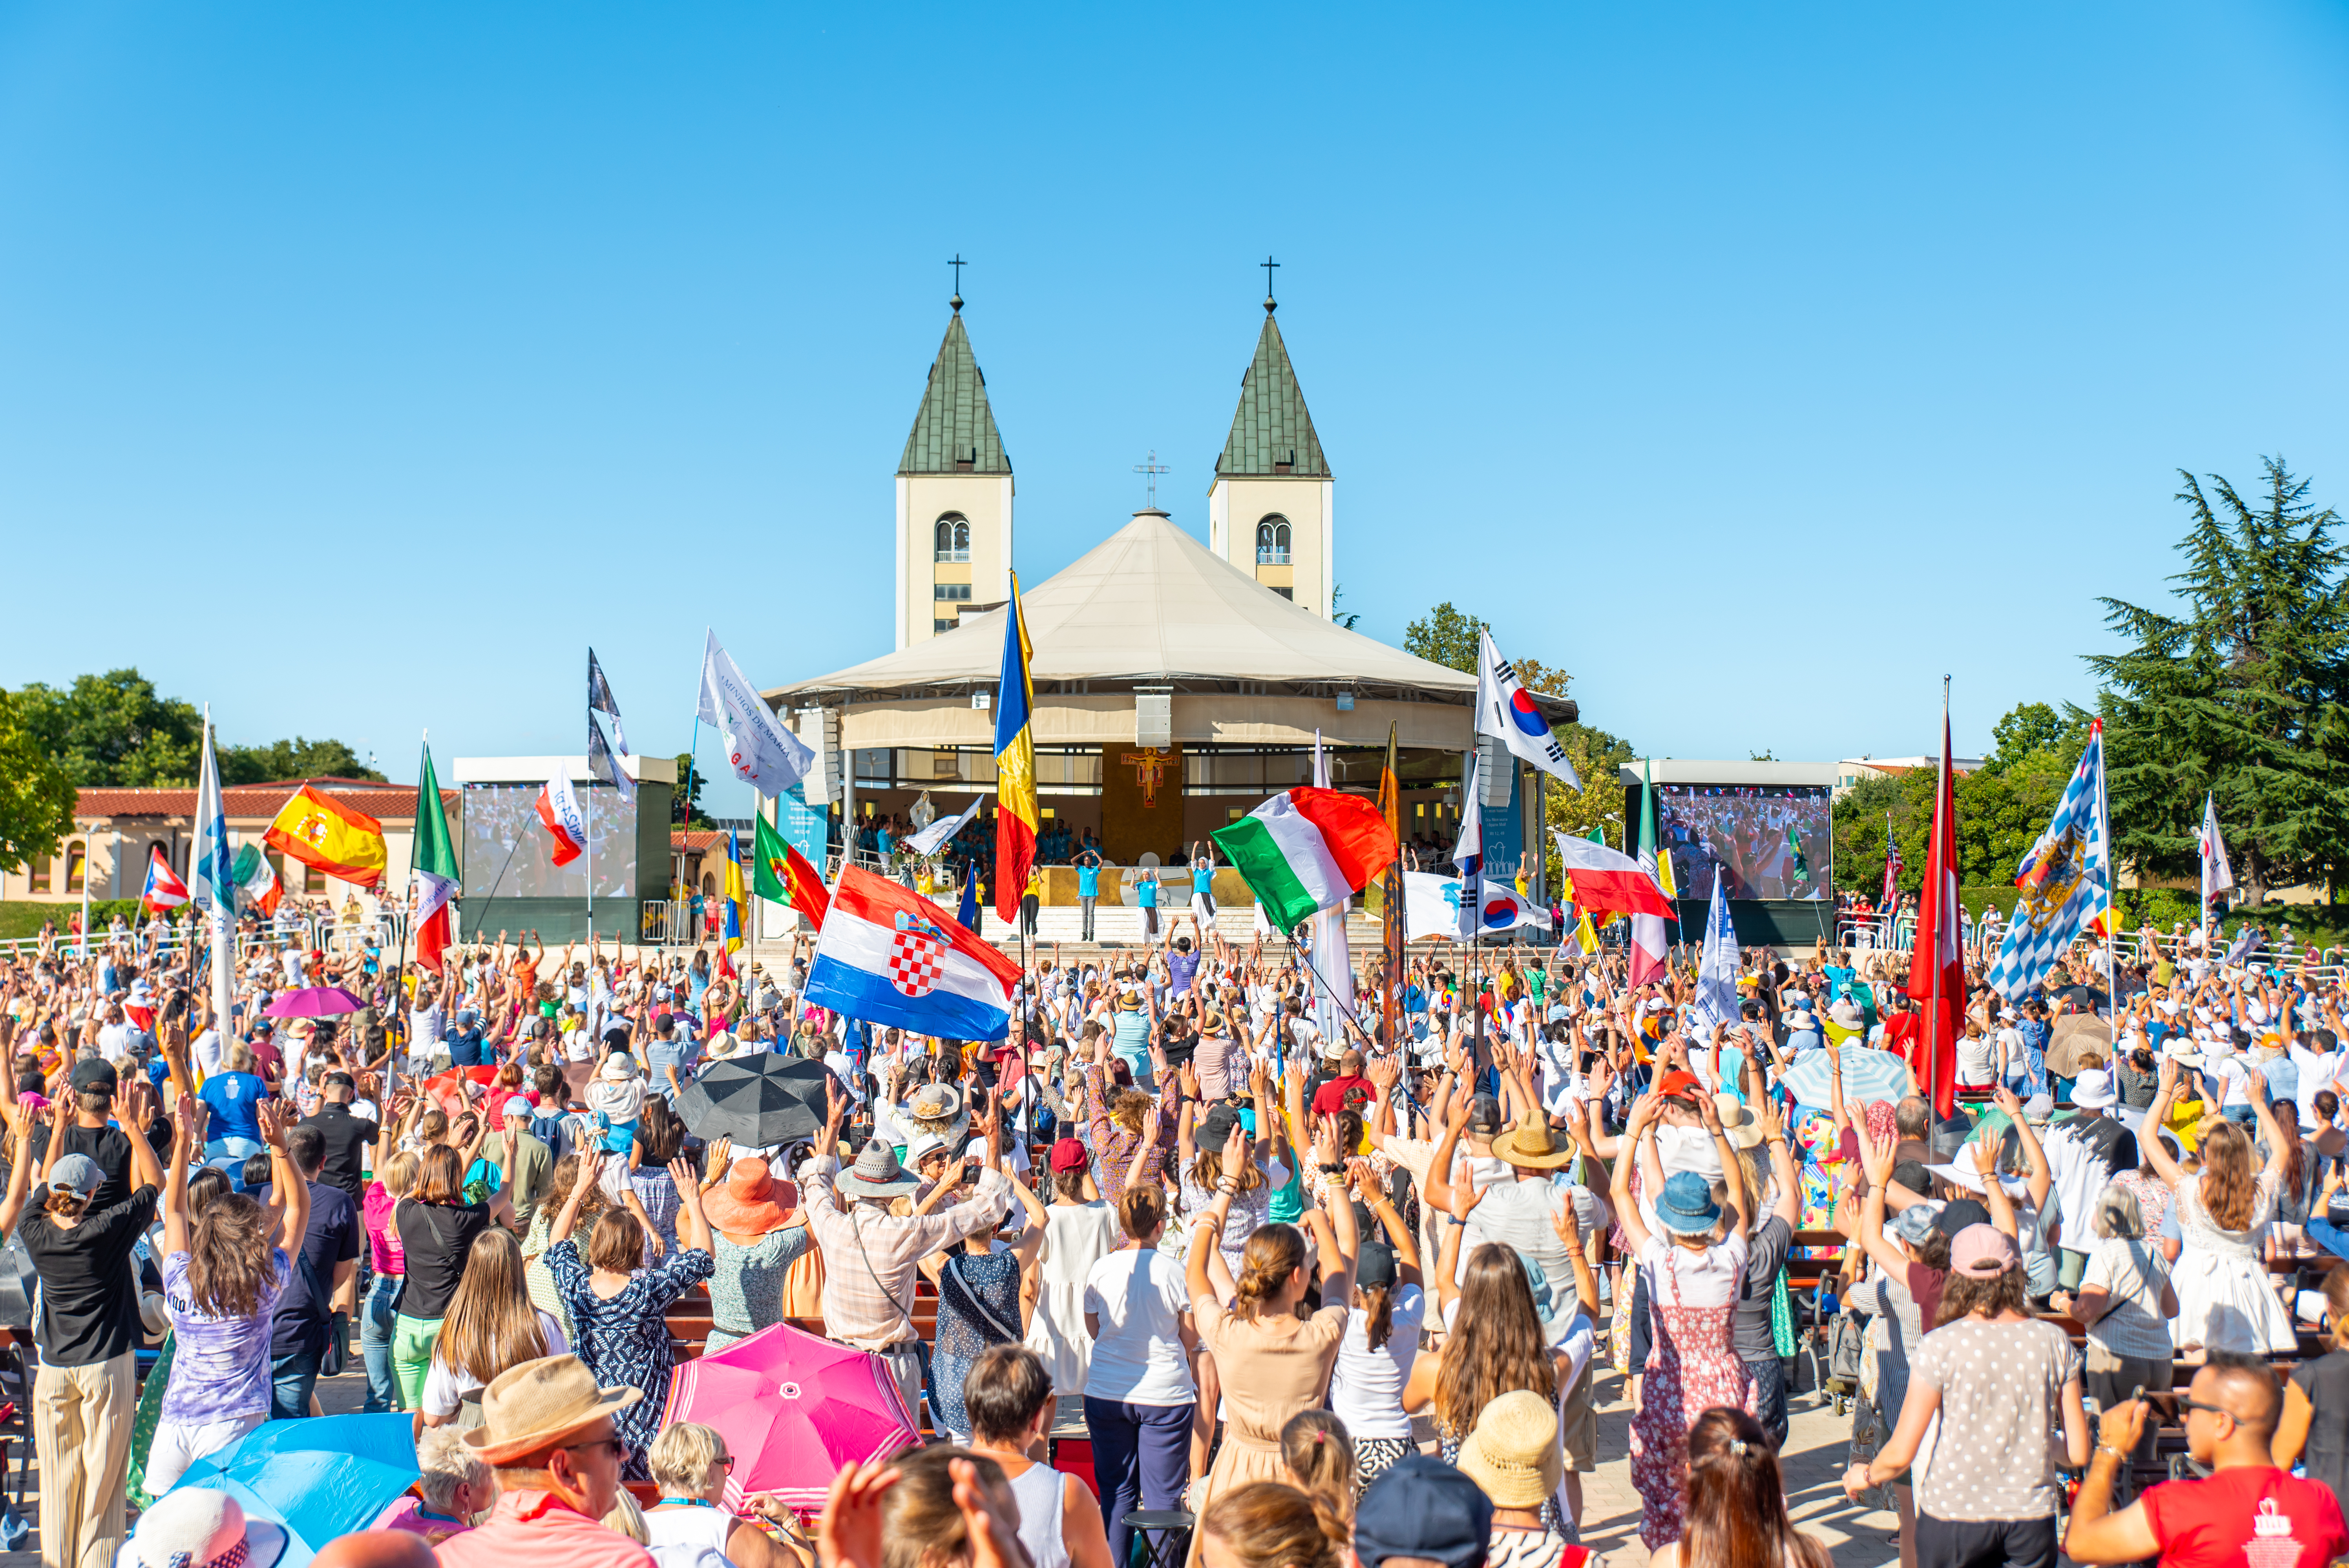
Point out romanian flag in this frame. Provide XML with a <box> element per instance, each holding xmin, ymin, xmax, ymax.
<box><xmin>720</xmin><ymin>828</ymin><xmax>745</xmax><ymax>977</ymax></box>
<box><xmin>992</xmin><ymin>574</ymin><xmax>1038</xmax><ymax>925</ymax></box>
<box><xmin>265</xmin><ymin>785</ymin><xmax>388</xmax><ymax>887</ymax></box>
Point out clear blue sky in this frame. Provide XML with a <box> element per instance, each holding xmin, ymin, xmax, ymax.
<box><xmin>5</xmin><ymin>4</ymin><xmax>2347</xmax><ymax>816</ymax></box>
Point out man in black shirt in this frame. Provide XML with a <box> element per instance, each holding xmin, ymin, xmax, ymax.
<box><xmin>298</xmin><ymin>1073</ymin><xmax>380</xmax><ymax>1212</ymax></box>
<box><xmin>26</xmin><ymin>1059</ymin><xmax>152</xmax><ymax>1215</ymax></box>
<box><xmin>1</xmin><ymin>1088</ymin><xmax>164</xmax><ymax>1568</ymax></box>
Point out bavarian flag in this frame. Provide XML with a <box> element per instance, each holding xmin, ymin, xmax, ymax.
<box><xmin>992</xmin><ymin>574</ymin><xmax>1038</xmax><ymax>925</ymax></box>
<box><xmin>264</xmin><ymin>785</ymin><xmax>388</xmax><ymax>887</ymax></box>
<box><xmin>753</xmin><ymin>813</ymin><xmax>831</xmax><ymax>929</ymax></box>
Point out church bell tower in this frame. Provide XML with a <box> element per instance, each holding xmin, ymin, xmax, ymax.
<box><xmin>1207</xmin><ymin>269</ymin><xmax>1332</xmax><ymax>617</ymax></box>
<box><xmin>895</xmin><ymin>284</ymin><xmax>1013</xmax><ymax>650</ymax></box>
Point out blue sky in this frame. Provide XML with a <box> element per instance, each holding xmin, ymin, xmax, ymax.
<box><xmin>5</xmin><ymin>3</ymin><xmax>2347</xmax><ymax>816</ymax></box>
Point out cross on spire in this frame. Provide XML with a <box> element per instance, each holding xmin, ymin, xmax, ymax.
<box><xmin>1133</xmin><ymin>449</ymin><xmax>1170</xmax><ymax>507</ymax></box>
<box><xmin>1261</xmin><ymin>254</ymin><xmax>1279</xmax><ymax>313</ymax></box>
<box><xmin>948</xmin><ymin>253</ymin><xmax>967</xmax><ymax>311</ymax></box>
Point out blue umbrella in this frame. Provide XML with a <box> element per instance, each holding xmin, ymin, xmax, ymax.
<box><xmin>1780</xmin><ymin>1044</ymin><xmax>1913</xmax><ymax>1109</ymax></box>
<box><xmin>175</xmin><ymin>1413</ymin><xmax>420</xmax><ymax>1568</ymax></box>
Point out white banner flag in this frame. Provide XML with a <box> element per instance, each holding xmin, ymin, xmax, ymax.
<box><xmin>2200</xmin><ymin>792</ymin><xmax>2235</xmax><ymax>903</ymax></box>
<box><xmin>901</xmin><ymin>794</ymin><xmax>983</xmax><ymax>860</ymax></box>
<box><xmin>699</xmin><ymin>629</ymin><xmax>814</xmax><ymax>796</ymax></box>
<box><xmin>1476</xmin><ymin>628</ymin><xmax>1582</xmax><ymax>790</ymax></box>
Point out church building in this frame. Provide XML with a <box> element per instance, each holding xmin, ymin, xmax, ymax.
<box><xmin>893</xmin><ymin>283</ymin><xmax>1335</xmax><ymax>651</ymax></box>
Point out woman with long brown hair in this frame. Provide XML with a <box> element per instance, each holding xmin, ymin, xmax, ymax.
<box><xmin>1648</xmin><ymin>1408</ymin><xmax>1832</xmax><ymax>1568</ymax></box>
<box><xmin>1401</xmin><ymin>1237</ymin><xmax>1573</xmax><ymax>1535</ymax></box>
<box><xmin>2142</xmin><ymin>1057</ymin><xmax>2297</xmax><ymax>1354</ymax></box>
<box><xmin>392</xmin><ymin>1142</ymin><xmax>510</xmax><ymax>1409</ymax></box>
<box><xmin>417</xmin><ymin>1227</ymin><xmax>566</xmax><ymax>1431</ymax></box>
<box><xmin>148</xmin><ymin>1092</ymin><xmax>308</xmax><ymax>1491</ymax></box>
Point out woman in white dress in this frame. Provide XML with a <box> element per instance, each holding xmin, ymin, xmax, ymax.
<box><xmin>1024</xmin><ymin>1137</ymin><xmax>1124</xmax><ymax>1398</ymax></box>
<box><xmin>2141</xmin><ymin>1058</ymin><xmax>2298</xmax><ymax>1355</ymax></box>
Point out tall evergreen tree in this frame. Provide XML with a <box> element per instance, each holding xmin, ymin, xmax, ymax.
<box><xmin>2089</xmin><ymin>458</ymin><xmax>2349</xmax><ymax>904</ymax></box>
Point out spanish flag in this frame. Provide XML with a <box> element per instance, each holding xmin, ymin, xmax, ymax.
<box><xmin>993</xmin><ymin>574</ymin><xmax>1038</xmax><ymax>925</ymax></box>
<box><xmin>264</xmin><ymin>785</ymin><xmax>388</xmax><ymax>887</ymax></box>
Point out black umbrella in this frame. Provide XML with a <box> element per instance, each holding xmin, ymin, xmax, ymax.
<box><xmin>674</xmin><ymin>1055</ymin><xmax>835</xmax><ymax>1149</ymax></box>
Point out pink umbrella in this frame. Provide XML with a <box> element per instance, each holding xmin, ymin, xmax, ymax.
<box><xmin>262</xmin><ymin>986</ymin><xmax>369</xmax><ymax>1018</ymax></box>
<box><xmin>663</xmin><ymin>1323</ymin><xmax>921</xmax><ymax>1511</ymax></box>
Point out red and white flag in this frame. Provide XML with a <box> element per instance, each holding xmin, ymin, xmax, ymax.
<box><xmin>536</xmin><ymin>772</ymin><xmax>587</xmax><ymax>866</ymax></box>
<box><xmin>1551</xmin><ymin>830</ymin><xmax>1675</xmax><ymax>985</ymax></box>
<box><xmin>140</xmin><ymin>846</ymin><xmax>190</xmax><ymax>914</ymax></box>
<box><xmin>1905</xmin><ymin>708</ymin><xmax>1965</xmax><ymax>1117</ymax></box>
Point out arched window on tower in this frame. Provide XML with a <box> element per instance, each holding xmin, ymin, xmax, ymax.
<box><xmin>1255</xmin><ymin>516</ymin><xmax>1291</xmax><ymax>565</ymax></box>
<box><xmin>934</xmin><ymin>515</ymin><xmax>972</xmax><ymax>563</ymax></box>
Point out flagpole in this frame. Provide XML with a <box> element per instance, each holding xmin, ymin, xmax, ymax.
<box><xmin>680</xmin><ymin>715</ymin><xmax>702</xmax><ymax>955</ymax></box>
<box><xmin>1929</xmin><ymin>676</ymin><xmax>1949</xmax><ymax>1114</ymax></box>
<box><xmin>585</xmin><ymin>756</ymin><xmax>595</xmax><ymax>956</ymax></box>
<box><xmin>747</xmin><ymin>791</ymin><xmax>762</xmax><ymax>1017</ymax></box>
<box><xmin>203</xmin><ymin>706</ymin><xmax>233</xmax><ymax>1068</ymax></box>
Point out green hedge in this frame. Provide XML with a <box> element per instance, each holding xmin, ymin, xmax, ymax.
<box><xmin>0</xmin><ymin>900</ymin><xmax>152</xmax><ymax>941</ymax></box>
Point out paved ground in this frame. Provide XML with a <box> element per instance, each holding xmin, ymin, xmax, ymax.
<box><xmin>1573</xmin><ymin>1363</ymin><xmax>1900</xmax><ymax>1568</ymax></box>
<box><xmin>2</xmin><ymin>1353</ymin><xmax>1900</xmax><ymax>1568</ymax></box>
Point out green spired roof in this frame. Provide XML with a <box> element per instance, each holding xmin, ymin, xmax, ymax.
<box><xmin>1214</xmin><ymin>311</ymin><xmax>1329</xmax><ymax>481</ymax></box>
<box><xmin>898</xmin><ymin>311</ymin><xmax>1011</xmax><ymax>476</ymax></box>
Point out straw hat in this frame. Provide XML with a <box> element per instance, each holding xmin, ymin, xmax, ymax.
<box><xmin>1456</xmin><ymin>1388</ymin><xmax>1565</xmax><ymax>1507</ymax></box>
<box><xmin>462</xmin><ymin>1353</ymin><xmax>643</xmax><ymax>1465</ymax></box>
<box><xmin>701</xmin><ymin>1156</ymin><xmax>797</xmax><ymax>1243</ymax></box>
<box><xmin>1713</xmin><ymin>1095</ymin><xmax>1764</xmax><ymax>1150</ymax></box>
<box><xmin>1489</xmin><ymin>1110</ymin><xmax>1576</xmax><ymax>1170</ymax></box>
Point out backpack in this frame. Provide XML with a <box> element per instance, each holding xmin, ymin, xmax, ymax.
<box><xmin>1826</xmin><ymin>1309</ymin><xmax>1867</xmax><ymax>1391</ymax></box>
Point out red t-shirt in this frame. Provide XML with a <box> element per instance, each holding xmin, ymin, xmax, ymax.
<box><xmin>1311</xmin><ymin>1075</ymin><xmax>1373</xmax><ymax>1115</ymax></box>
<box><xmin>1905</xmin><ymin>1262</ymin><xmax>1948</xmax><ymax>1333</ymax></box>
<box><xmin>2140</xmin><ymin>1465</ymin><xmax>2348</xmax><ymax>1568</ymax></box>
<box><xmin>1882</xmin><ymin>1011</ymin><xmax>1923</xmax><ymax>1069</ymax></box>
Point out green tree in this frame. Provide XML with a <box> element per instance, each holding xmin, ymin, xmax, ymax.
<box><xmin>1541</xmin><ymin>724</ymin><xmax>1637</xmax><ymax>875</ymax></box>
<box><xmin>1403</xmin><ymin>602</ymin><xmax>1484</xmax><ymax>674</ymax></box>
<box><xmin>1329</xmin><ymin>583</ymin><xmax>1362</xmax><ymax>631</ymax></box>
<box><xmin>673</xmin><ymin>752</ymin><xmax>712</xmax><ymax>828</ymax></box>
<box><xmin>219</xmin><ymin>737</ymin><xmax>386</xmax><ymax>786</ymax></box>
<box><xmin>1984</xmin><ymin>702</ymin><xmax>2091</xmax><ymax>776</ymax></box>
<box><xmin>2088</xmin><ymin>458</ymin><xmax>2349</xmax><ymax>905</ymax></box>
<box><xmin>14</xmin><ymin>669</ymin><xmax>202</xmax><ymax>786</ymax></box>
<box><xmin>0</xmin><ymin>689</ymin><xmax>77</xmax><ymax>874</ymax></box>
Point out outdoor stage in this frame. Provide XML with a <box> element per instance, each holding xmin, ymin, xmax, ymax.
<box><xmin>761</xmin><ymin>509</ymin><xmax>1575</xmax><ymax>912</ymax></box>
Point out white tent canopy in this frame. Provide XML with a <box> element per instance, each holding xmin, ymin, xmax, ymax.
<box><xmin>766</xmin><ymin>510</ymin><xmax>1484</xmax><ymax>704</ymax></box>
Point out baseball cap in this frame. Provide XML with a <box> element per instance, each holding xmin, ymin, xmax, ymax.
<box><xmin>1936</xmin><ymin>1197</ymin><xmax>1992</xmax><ymax>1237</ymax></box>
<box><xmin>1950</xmin><ymin>1223</ymin><xmax>2020</xmax><ymax>1278</ymax></box>
<box><xmin>1049</xmin><ymin>1137</ymin><xmax>1089</xmax><ymax>1173</ymax></box>
<box><xmin>1196</xmin><ymin>1103</ymin><xmax>1244</xmax><ymax>1153</ymax></box>
<box><xmin>1354</xmin><ymin>1454</ymin><xmax>1493</xmax><ymax>1568</ymax></box>
<box><xmin>502</xmin><ymin>1096</ymin><xmax>533</xmax><ymax>1121</ymax></box>
<box><xmin>1466</xmin><ymin>1093</ymin><xmax>1505</xmax><ymax>1136</ymax></box>
<box><xmin>1656</xmin><ymin>1070</ymin><xmax>1703</xmax><ymax>1102</ymax></box>
<box><xmin>69</xmin><ymin>1058</ymin><xmax>118</xmax><ymax>1095</ymax></box>
<box><xmin>47</xmin><ymin>1154</ymin><xmax>103</xmax><ymax>1198</ymax></box>
<box><xmin>1356</xmin><ymin>1241</ymin><xmax>1399</xmax><ymax>1289</ymax></box>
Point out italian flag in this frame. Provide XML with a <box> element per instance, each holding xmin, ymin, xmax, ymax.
<box><xmin>1213</xmin><ymin>787</ymin><xmax>1397</xmax><ymax>935</ymax></box>
<box><xmin>412</xmin><ymin>743</ymin><xmax>460</xmax><ymax>971</ymax></box>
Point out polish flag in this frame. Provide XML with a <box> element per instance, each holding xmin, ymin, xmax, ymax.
<box><xmin>1552</xmin><ymin>830</ymin><xmax>1673</xmax><ymax>980</ymax></box>
<box><xmin>536</xmin><ymin>772</ymin><xmax>587</xmax><ymax>866</ymax></box>
<box><xmin>140</xmin><ymin>846</ymin><xmax>190</xmax><ymax>914</ymax></box>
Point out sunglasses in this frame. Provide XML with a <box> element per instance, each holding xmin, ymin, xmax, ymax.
<box><xmin>2173</xmin><ymin>1395</ymin><xmax>2235</xmax><ymax>1420</ymax></box>
<box><xmin>562</xmin><ymin>1437</ymin><xmax>627</xmax><ymax>1460</ymax></box>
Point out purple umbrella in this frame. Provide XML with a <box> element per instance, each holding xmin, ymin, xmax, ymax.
<box><xmin>262</xmin><ymin>986</ymin><xmax>368</xmax><ymax>1019</ymax></box>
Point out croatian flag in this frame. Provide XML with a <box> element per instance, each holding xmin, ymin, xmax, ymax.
<box><xmin>537</xmin><ymin>772</ymin><xmax>587</xmax><ymax>867</ymax></box>
<box><xmin>805</xmin><ymin>866</ymin><xmax>1023</xmax><ymax>1040</ymax></box>
<box><xmin>141</xmin><ymin>846</ymin><xmax>190</xmax><ymax>913</ymax></box>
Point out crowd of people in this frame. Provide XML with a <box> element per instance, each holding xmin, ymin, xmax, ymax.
<box><xmin>2</xmin><ymin>899</ymin><xmax>2348</xmax><ymax>1568</ymax></box>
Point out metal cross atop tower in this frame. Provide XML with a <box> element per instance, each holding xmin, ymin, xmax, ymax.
<box><xmin>1133</xmin><ymin>450</ymin><xmax>1170</xmax><ymax>508</ymax></box>
<box><xmin>1261</xmin><ymin>254</ymin><xmax>1279</xmax><ymax>312</ymax></box>
<box><xmin>948</xmin><ymin>253</ymin><xmax>967</xmax><ymax>310</ymax></box>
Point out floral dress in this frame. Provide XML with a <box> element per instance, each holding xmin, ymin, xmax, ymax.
<box><xmin>705</xmin><ymin>1225</ymin><xmax>813</xmax><ymax>1354</ymax></box>
<box><xmin>546</xmin><ymin>1238</ymin><xmax>715</xmax><ymax>1479</ymax></box>
<box><xmin>928</xmin><ymin>1249</ymin><xmax>1025</xmax><ymax>1440</ymax></box>
<box><xmin>1628</xmin><ymin>1239</ymin><xmax>1757</xmax><ymax>1550</ymax></box>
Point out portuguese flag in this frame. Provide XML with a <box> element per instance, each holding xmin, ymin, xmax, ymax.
<box><xmin>754</xmin><ymin>812</ymin><xmax>830</xmax><ymax>929</ymax></box>
<box><xmin>1213</xmin><ymin>787</ymin><xmax>1397</xmax><ymax>936</ymax></box>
